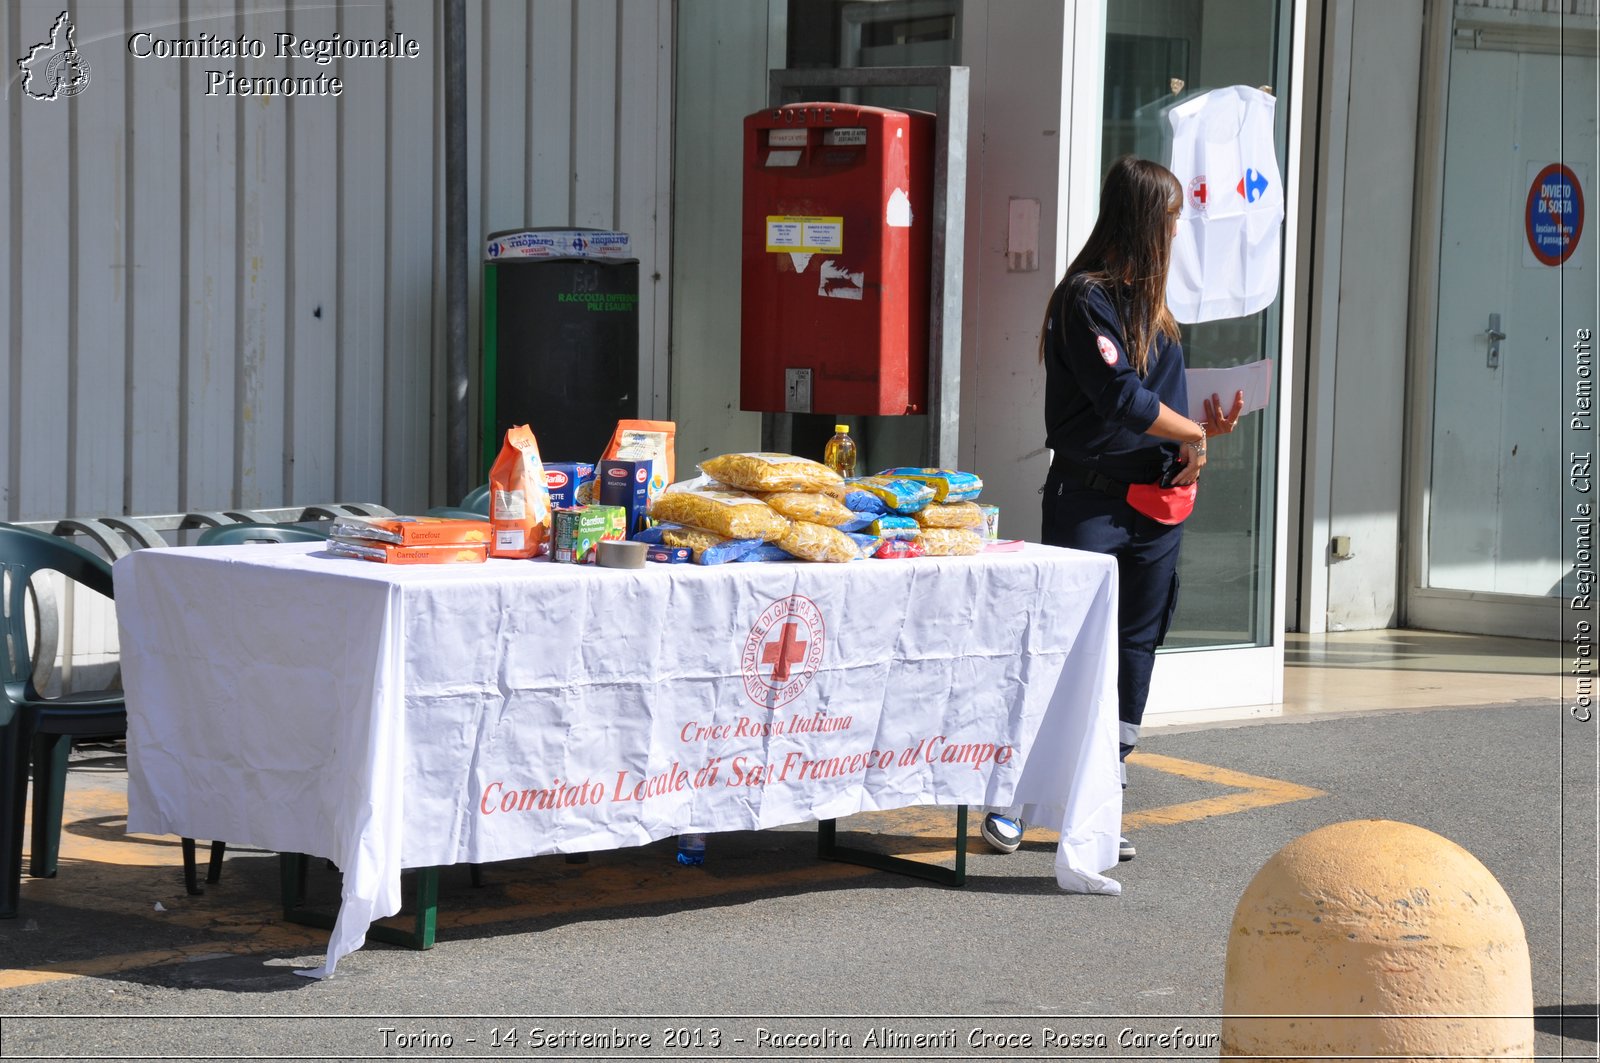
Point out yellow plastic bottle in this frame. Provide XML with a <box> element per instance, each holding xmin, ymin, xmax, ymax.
<box><xmin>824</xmin><ymin>424</ymin><xmax>858</xmax><ymax>478</ymax></box>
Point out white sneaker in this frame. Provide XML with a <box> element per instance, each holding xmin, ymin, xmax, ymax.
<box><xmin>1119</xmin><ymin>836</ymin><xmax>1136</xmax><ymax>861</ymax></box>
<box><xmin>981</xmin><ymin>814</ymin><xmax>1025</xmax><ymax>854</ymax></box>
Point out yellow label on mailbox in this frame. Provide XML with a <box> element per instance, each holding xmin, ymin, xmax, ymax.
<box><xmin>766</xmin><ymin>216</ymin><xmax>843</xmax><ymax>254</ymax></box>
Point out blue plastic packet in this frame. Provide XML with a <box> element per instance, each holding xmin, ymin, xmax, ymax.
<box><xmin>869</xmin><ymin>515</ymin><xmax>920</xmax><ymax>540</ymax></box>
<box><xmin>842</xmin><ymin>483</ymin><xmax>890</xmax><ymax>515</ymax></box>
<box><xmin>851</xmin><ymin>476</ymin><xmax>936</xmax><ymax>514</ymax></box>
<box><xmin>733</xmin><ymin>543</ymin><xmax>797</xmax><ymax>563</ymax></box>
<box><xmin>632</xmin><ymin>524</ymin><xmax>679</xmax><ymax>545</ymax></box>
<box><xmin>845</xmin><ymin>532</ymin><xmax>883</xmax><ymax>558</ymax></box>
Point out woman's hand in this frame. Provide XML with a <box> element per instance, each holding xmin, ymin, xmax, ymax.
<box><xmin>1171</xmin><ymin>436</ymin><xmax>1206</xmax><ymax>485</ymax></box>
<box><xmin>1204</xmin><ymin>390</ymin><xmax>1246</xmax><ymax>435</ymax></box>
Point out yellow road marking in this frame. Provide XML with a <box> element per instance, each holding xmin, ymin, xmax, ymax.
<box><xmin>6</xmin><ymin>755</ymin><xmax>1324</xmax><ymax>990</ymax></box>
<box><xmin>1122</xmin><ymin>751</ymin><xmax>1326</xmax><ymax>829</ymax></box>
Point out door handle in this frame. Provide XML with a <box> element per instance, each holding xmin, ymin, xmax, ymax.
<box><xmin>1485</xmin><ymin>312</ymin><xmax>1505</xmax><ymax>369</ymax></box>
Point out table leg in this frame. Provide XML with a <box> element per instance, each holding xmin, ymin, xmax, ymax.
<box><xmin>816</xmin><ymin>805</ymin><xmax>968</xmax><ymax>887</ymax></box>
<box><xmin>278</xmin><ymin>853</ymin><xmax>438</xmax><ymax>950</ymax></box>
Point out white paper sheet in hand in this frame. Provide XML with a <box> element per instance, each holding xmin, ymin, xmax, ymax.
<box><xmin>1166</xmin><ymin>85</ymin><xmax>1284</xmax><ymax>323</ymax></box>
<box><xmin>1185</xmin><ymin>360</ymin><xmax>1274</xmax><ymax>423</ymax></box>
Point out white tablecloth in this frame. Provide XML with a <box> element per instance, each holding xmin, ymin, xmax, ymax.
<box><xmin>114</xmin><ymin>543</ymin><xmax>1123</xmax><ymax>975</ymax></box>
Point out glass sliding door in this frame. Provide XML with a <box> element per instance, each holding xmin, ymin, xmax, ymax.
<box><xmin>1101</xmin><ymin>0</ymin><xmax>1292</xmax><ymax>653</ymax></box>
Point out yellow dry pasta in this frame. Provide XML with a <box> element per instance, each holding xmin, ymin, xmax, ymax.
<box><xmin>649</xmin><ymin>489</ymin><xmax>790</xmax><ymax>541</ymax></box>
<box><xmin>756</xmin><ymin>490</ymin><xmax>857</xmax><ymax>527</ymax></box>
<box><xmin>913</xmin><ymin>501</ymin><xmax>985</xmax><ymax>529</ymax></box>
<box><xmin>661</xmin><ymin>527</ymin><xmax>735</xmax><ymax>563</ymax></box>
<box><xmin>701</xmin><ymin>452</ymin><xmax>846</xmax><ymax>493</ymax></box>
<box><xmin>917</xmin><ymin>528</ymin><xmax>985</xmax><ymax>556</ymax></box>
<box><xmin>776</xmin><ymin>521</ymin><xmax>859</xmax><ymax>563</ymax></box>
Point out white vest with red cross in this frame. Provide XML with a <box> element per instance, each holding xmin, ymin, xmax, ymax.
<box><xmin>1164</xmin><ymin>85</ymin><xmax>1285</xmax><ymax>324</ymax></box>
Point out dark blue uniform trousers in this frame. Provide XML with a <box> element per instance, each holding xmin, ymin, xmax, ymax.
<box><xmin>1041</xmin><ymin>475</ymin><xmax>1183</xmax><ymax>782</ymax></box>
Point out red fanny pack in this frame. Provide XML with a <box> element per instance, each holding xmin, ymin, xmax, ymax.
<box><xmin>1124</xmin><ymin>481</ymin><xmax>1196</xmax><ymax>525</ymax></box>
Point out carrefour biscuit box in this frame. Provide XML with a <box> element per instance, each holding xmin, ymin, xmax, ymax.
<box><xmin>552</xmin><ymin>505</ymin><xmax>627</xmax><ymax>564</ymax></box>
<box><xmin>598</xmin><ymin>459</ymin><xmax>654</xmax><ymax>536</ymax></box>
<box><xmin>544</xmin><ymin>462</ymin><xmax>596</xmax><ymax>510</ymax></box>
<box><xmin>331</xmin><ymin>516</ymin><xmax>491</xmax><ymax>546</ymax></box>
<box><xmin>328</xmin><ymin>539</ymin><xmax>488</xmax><ymax>565</ymax></box>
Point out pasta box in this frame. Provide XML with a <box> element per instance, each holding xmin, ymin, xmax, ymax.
<box><xmin>598</xmin><ymin>458</ymin><xmax>654</xmax><ymax>536</ymax></box>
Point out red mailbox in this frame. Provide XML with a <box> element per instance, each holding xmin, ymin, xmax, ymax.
<box><xmin>740</xmin><ymin>103</ymin><xmax>934</xmax><ymax>415</ymax></box>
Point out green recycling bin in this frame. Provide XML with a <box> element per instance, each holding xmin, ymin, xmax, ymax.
<box><xmin>481</xmin><ymin>227</ymin><xmax>639</xmax><ymax>469</ymax></box>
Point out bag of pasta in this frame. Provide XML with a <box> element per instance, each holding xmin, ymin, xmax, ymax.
<box><xmin>877</xmin><ymin>467</ymin><xmax>985</xmax><ymax>503</ymax></box>
<box><xmin>918</xmin><ymin>527</ymin><xmax>985</xmax><ymax>556</ymax></box>
<box><xmin>649</xmin><ymin>487</ymin><xmax>790</xmax><ymax>541</ymax></box>
<box><xmin>701</xmin><ymin>452</ymin><xmax>845</xmax><ymax>493</ymax></box>
<box><xmin>755</xmin><ymin>490</ymin><xmax>857</xmax><ymax>527</ymax></box>
<box><xmin>850</xmin><ymin>475</ymin><xmax>936</xmax><ymax>515</ymax></box>
<box><xmin>661</xmin><ymin>526</ymin><xmax>764</xmax><ymax>564</ymax></box>
<box><xmin>776</xmin><ymin>521</ymin><xmax>860</xmax><ymax>563</ymax></box>
<box><xmin>914</xmin><ymin>501</ymin><xmax>986</xmax><ymax>529</ymax></box>
<box><xmin>488</xmin><ymin>424</ymin><xmax>552</xmax><ymax>558</ymax></box>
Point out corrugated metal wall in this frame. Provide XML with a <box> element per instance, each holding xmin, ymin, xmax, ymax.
<box><xmin>2</xmin><ymin>0</ymin><xmax>673</xmax><ymax>522</ymax></box>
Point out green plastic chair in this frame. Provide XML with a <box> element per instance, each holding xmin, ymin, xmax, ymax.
<box><xmin>195</xmin><ymin>522</ymin><xmax>329</xmax><ymax>546</ymax></box>
<box><xmin>178</xmin><ymin>521</ymin><xmax>329</xmax><ymax>890</ymax></box>
<box><xmin>458</xmin><ymin>484</ymin><xmax>491</xmax><ymax>517</ymax></box>
<box><xmin>0</xmin><ymin>525</ymin><xmax>126</xmax><ymax>918</ymax></box>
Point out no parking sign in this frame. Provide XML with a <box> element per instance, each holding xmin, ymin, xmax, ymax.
<box><xmin>1525</xmin><ymin>162</ymin><xmax>1584</xmax><ymax>267</ymax></box>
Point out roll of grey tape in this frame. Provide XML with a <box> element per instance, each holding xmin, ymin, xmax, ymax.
<box><xmin>597</xmin><ymin>539</ymin><xmax>647</xmax><ymax>569</ymax></box>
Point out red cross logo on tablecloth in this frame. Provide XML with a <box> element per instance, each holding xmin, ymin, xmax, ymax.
<box><xmin>761</xmin><ymin>622</ymin><xmax>809</xmax><ymax>681</ymax></box>
<box><xmin>742</xmin><ymin>595</ymin><xmax>827</xmax><ymax>709</ymax></box>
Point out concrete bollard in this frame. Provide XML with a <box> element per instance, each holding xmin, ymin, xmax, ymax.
<box><xmin>1221</xmin><ymin>819</ymin><xmax>1533</xmax><ymax>1061</ymax></box>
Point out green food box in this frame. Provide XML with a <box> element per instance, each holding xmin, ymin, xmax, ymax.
<box><xmin>552</xmin><ymin>505</ymin><xmax>627</xmax><ymax>564</ymax></box>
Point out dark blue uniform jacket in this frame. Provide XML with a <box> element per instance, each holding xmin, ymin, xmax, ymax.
<box><xmin>1043</xmin><ymin>276</ymin><xmax>1188</xmax><ymax>487</ymax></box>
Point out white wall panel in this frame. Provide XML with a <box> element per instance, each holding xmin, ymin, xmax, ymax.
<box><xmin>333</xmin><ymin>0</ymin><xmax>390</xmax><ymax>502</ymax></box>
<box><xmin>286</xmin><ymin>1</ymin><xmax>340</xmax><ymax>504</ymax></box>
<box><xmin>180</xmin><ymin>0</ymin><xmax>240</xmax><ymax>513</ymax></box>
<box><xmin>1323</xmin><ymin>2</ymin><xmax>1424</xmax><ymax>629</ymax></box>
<box><xmin>125</xmin><ymin>0</ymin><xmax>184</xmax><ymax>516</ymax></box>
<box><xmin>0</xmin><ymin>5</ymin><xmax>13</xmax><ymax>517</ymax></box>
<box><xmin>618</xmin><ymin>1</ymin><xmax>674</xmax><ymax>417</ymax></box>
<box><xmin>573</xmin><ymin>1</ymin><xmax>620</xmax><ymax>227</ymax></box>
<box><xmin>382</xmin><ymin>3</ymin><xmax>437</xmax><ymax>514</ymax></box>
<box><xmin>527</xmin><ymin>0</ymin><xmax>575</xmax><ymax>225</ymax></box>
<box><xmin>16</xmin><ymin>0</ymin><xmax>74</xmax><ymax>522</ymax></box>
<box><xmin>71</xmin><ymin>0</ymin><xmax>126</xmax><ymax>519</ymax></box>
<box><xmin>4</xmin><ymin>0</ymin><xmax>675</xmax><ymax>523</ymax></box>
<box><xmin>238</xmin><ymin>4</ymin><xmax>291</xmax><ymax>510</ymax></box>
<box><xmin>669</xmin><ymin>0</ymin><xmax>779</xmax><ymax>471</ymax></box>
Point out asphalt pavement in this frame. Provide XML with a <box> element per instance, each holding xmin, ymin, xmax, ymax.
<box><xmin>0</xmin><ymin>699</ymin><xmax>1594</xmax><ymax>1061</ymax></box>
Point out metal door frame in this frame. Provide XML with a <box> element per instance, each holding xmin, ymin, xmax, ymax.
<box><xmin>1401</xmin><ymin>4</ymin><xmax>1585</xmax><ymax>637</ymax></box>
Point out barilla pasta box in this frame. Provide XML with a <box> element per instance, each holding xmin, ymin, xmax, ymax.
<box><xmin>543</xmin><ymin>462</ymin><xmax>596</xmax><ymax>510</ymax></box>
<box><xmin>552</xmin><ymin>505</ymin><xmax>627</xmax><ymax>564</ymax></box>
<box><xmin>327</xmin><ymin>539</ymin><xmax>488</xmax><ymax>565</ymax></box>
<box><xmin>329</xmin><ymin>516</ymin><xmax>491</xmax><ymax>547</ymax></box>
<box><xmin>599</xmin><ymin>459</ymin><xmax>654</xmax><ymax>536</ymax></box>
<box><xmin>647</xmin><ymin>546</ymin><xmax>693</xmax><ymax>564</ymax></box>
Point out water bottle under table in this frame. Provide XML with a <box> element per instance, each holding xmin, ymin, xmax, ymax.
<box><xmin>675</xmin><ymin>833</ymin><xmax>707</xmax><ymax>866</ymax></box>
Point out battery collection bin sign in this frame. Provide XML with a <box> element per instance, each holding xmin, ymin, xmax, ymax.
<box><xmin>740</xmin><ymin>103</ymin><xmax>933</xmax><ymax>416</ymax></box>
<box><xmin>481</xmin><ymin>228</ymin><xmax>639</xmax><ymax>469</ymax></box>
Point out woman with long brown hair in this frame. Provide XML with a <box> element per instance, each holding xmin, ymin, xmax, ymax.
<box><xmin>981</xmin><ymin>156</ymin><xmax>1242</xmax><ymax>864</ymax></box>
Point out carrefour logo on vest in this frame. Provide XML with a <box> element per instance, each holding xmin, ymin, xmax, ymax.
<box><xmin>1237</xmin><ymin>168</ymin><xmax>1269</xmax><ymax>203</ymax></box>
